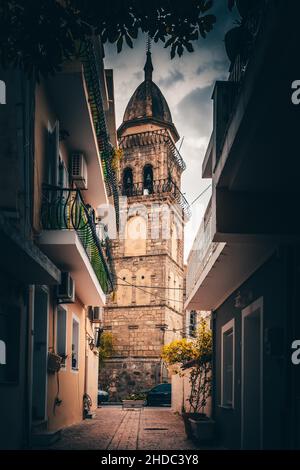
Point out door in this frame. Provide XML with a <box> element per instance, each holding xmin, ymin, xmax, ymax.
<box><xmin>241</xmin><ymin>297</ymin><xmax>263</xmax><ymax>449</ymax></box>
<box><xmin>32</xmin><ymin>287</ymin><xmax>49</xmax><ymax>421</ymax></box>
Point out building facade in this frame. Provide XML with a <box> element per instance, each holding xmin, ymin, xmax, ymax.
<box><xmin>185</xmin><ymin>1</ymin><xmax>300</xmax><ymax>449</ymax></box>
<box><xmin>102</xmin><ymin>51</ymin><xmax>190</xmax><ymax>400</ymax></box>
<box><xmin>0</xmin><ymin>37</ymin><xmax>118</xmax><ymax>448</ymax></box>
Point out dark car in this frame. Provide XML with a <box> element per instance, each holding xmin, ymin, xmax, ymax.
<box><xmin>146</xmin><ymin>383</ymin><xmax>171</xmax><ymax>406</ymax></box>
<box><xmin>98</xmin><ymin>389</ymin><xmax>109</xmax><ymax>406</ymax></box>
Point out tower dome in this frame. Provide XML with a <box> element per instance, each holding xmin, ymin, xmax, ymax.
<box><xmin>118</xmin><ymin>50</ymin><xmax>179</xmax><ymax>141</ymax></box>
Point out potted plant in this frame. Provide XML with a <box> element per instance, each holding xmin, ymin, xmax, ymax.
<box><xmin>161</xmin><ymin>319</ymin><xmax>214</xmax><ymax>443</ymax></box>
<box><xmin>185</xmin><ymin>320</ymin><xmax>214</xmax><ymax>443</ymax></box>
<box><xmin>122</xmin><ymin>392</ymin><xmax>146</xmax><ymax>409</ymax></box>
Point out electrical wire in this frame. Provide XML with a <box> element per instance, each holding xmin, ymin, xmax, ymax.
<box><xmin>116</xmin><ymin>283</ymin><xmax>185</xmax><ymax>290</ymax></box>
<box><xmin>116</xmin><ymin>275</ymin><xmax>184</xmax><ymax>304</ymax></box>
<box><xmin>188</xmin><ymin>184</ymin><xmax>212</xmax><ymax>208</ymax></box>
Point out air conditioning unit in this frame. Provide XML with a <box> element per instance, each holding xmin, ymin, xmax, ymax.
<box><xmin>71</xmin><ymin>153</ymin><xmax>88</xmax><ymax>189</ymax></box>
<box><xmin>93</xmin><ymin>306</ymin><xmax>103</xmax><ymax>322</ymax></box>
<box><xmin>57</xmin><ymin>272</ymin><xmax>75</xmax><ymax>303</ymax></box>
<box><xmin>87</xmin><ymin>306</ymin><xmax>94</xmax><ymax>322</ymax></box>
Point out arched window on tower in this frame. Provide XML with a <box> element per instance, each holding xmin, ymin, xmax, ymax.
<box><xmin>143</xmin><ymin>164</ymin><xmax>153</xmax><ymax>195</ymax></box>
<box><xmin>122</xmin><ymin>167</ymin><xmax>133</xmax><ymax>196</ymax></box>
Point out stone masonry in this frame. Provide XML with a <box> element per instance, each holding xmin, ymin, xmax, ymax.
<box><xmin>100</xmin><ymin>51</ymin><xmax>186</xmax><ymax>400</ymax></box>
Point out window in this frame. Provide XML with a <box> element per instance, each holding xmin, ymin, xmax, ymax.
<box><xmin>143</xmin><ymin>164</ymin><xmax>153</xmax><ymax>194</ymax></box>
<box><xmin>189</xmin><ymin>311</ymin><xmax>197</xmax><ymax>337</ymax></box>
<box><xmin>56</xmin><ymin>306</ymin><xmax>67</xmax><ymax>367</ymax></box>
<box><xmin>152</xmin><ymin>383</ymin><xmax>171</xmax><ymax>392</ymax></box>
<box><xmin>58</xmin><ymin>157</ymin><xmax>69</xmax><ymax>188</ymax></box>
<box><xmin>72</xmin><ymin>316</ymin><xmax>79</xmax><ymax>370</ymax></box>
<box><xmin>122</xmin><ymin>167</ymin><xmax>133</xmax><ymax>196</ymax></box>
<box><xmin>221</xmin><ymin>319</ymin><xmax>235</xmax><ymax>407</ymax></box>
<box><xmin>45</xmin><ymin>121</ymin><xmax>59</xmax><ymax>185</ymax></box>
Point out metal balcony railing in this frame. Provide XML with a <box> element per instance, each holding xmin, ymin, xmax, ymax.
<box><xmin>41</xmin><ymin>186</ymin><xmax>115</xmax><ymax>294</ymax></box>
<box><xmin>229</xmin><ymin>1</ymin><xmax>267</xmax><ymax>85</ymax></box>
<box><xmin>118</xmin><ymin>178</ymin><xmax>191</xmax><ymax>220</ymax></box>
<box><xmin>80</xmin><ymin>38</ymin><xmax>120</xmax><ymax>229</ymax></box>
<box><xmin>186</xmin><ymin>199</ymin><xmax>219</xmax><ymax>299</ymax></box>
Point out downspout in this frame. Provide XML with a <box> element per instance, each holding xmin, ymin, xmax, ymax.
<box><xmin>25</xmin><ymin>285</ymin><xmax>35</xmax><ymax>448</ymax></box>
<box><xmin>84</xmin><ymin>310</ymin><xmax>88</xmax><ymax>404</ymax></box>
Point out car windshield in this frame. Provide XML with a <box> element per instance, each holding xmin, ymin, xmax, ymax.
<box><xmin>152</xmin><ymin>384</ymin><xmax>171</xmax><ymax>392</ymax></box>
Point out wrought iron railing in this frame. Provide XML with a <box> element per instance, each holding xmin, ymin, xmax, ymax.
<box><xmin>41</xmin><ymin>186</ymin><xmax>114</xmax><ymax>294</ymax></box>
<box><xmin>229</xmin><ymin>2</ymin><xmax>267</xmax><ymax>84</ymax></box>
<box><xmin>117</xmin><ymin>178</ymin><xmax>191</xmax><ymax>220</ymax></box>
<box><xmin>80</xmin><ymin>38</ymin><xmax>120</xmax><ymax>229</ymax></box>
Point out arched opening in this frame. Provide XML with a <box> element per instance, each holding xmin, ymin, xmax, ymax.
<box><xmin>124</xmin><ymin>215</ymin><xmax>147</xmax><ymax>256</ymax></box>
<box><xmin>143</xmin><ymin>164</ymin><xmax>153</xmax><ymax>194</ymax></box>
<box><xmin>122</xmin><ymin>167</ymin><xmax>133</xmax><ymax>196</ymax></box>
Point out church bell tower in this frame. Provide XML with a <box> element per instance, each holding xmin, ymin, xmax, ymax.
<box><xmin>101</xmin><ymin>47</ymin><xmax>190</xmax><ymax>400</ymax></box>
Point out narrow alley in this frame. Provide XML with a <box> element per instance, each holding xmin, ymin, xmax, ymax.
<box><xmin>48</xmin><ymin>407</ymin><xmax>200</xmax><ymax>451</ymax></box>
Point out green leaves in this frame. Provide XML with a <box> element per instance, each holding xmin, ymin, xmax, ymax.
<box><xmin>0</xmin><ymin>0</ymin><xmax>219</xmax><ymax>78</ymax></box>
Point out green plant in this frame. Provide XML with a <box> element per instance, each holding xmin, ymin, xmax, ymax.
<box><xmin>187</xmin><ymin>319</ymin><xmax>212</xmax><ymax>414</ymax></box>
<box><xmin>161</xmin><ymin>338</ymin><xmax>197</xmax><ymax>366</ymax></box>
<box><xmin>124</xmin><ymin>392</ymin><xmax>146</xmax><ymax>401</ymax></box>
<box><xmin>0</xmin><ymin>1</ymin><xmax>217</xmax><ymax>80</ymax></box>
<box><xmin>98</xmin><ymin>332</ymin><xmax>114</xmax><ymax>367</ymax></box>
<box><xmin>161</xmin><ymin>318</ymin><xmax>212</xmax><ymax>415</ymax></box>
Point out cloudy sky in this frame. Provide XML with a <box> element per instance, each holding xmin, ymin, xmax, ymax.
<box><xmin>104</xmin><ymin>1</ymin><xmax>238</xmax><ymax>259</ymax></box>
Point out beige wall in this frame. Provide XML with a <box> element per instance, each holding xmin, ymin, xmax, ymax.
<box><xmin>171</xmin><ymin>366</ymin><xmax>211</xmax><ymax>417</ymax></box>
<box><xmin>85</xmin><ymin>317</ymin><xmax>99</xmax><ymax>411</ymax></box>
<box><xmin>47</xmin><ymin>297</ymin><xmax>86</xmax><ymax>431</ymax></box>
<box><xmin>33</xmin><ymin>83</ymin><xmax>69</xmax><ymax>233</ymax></box>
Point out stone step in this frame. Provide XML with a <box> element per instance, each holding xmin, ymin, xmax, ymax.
<box><xmin>31</xmin><ymin>429</ymin><xmax>62</xmax><ymax>447</ymax></box>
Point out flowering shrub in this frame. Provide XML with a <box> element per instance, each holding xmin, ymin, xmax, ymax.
<box><xmin>124</xmin><ymin>392</ymin><xmax>146</xmax><ymax>401</ymax></box>
<box><xmin>161</xmin><ymin>338</ymin><xmax>197</xmax><ymax>366</ymax></box>
<box><xmin>161</xmin><ymin>318</ymin><xmax>213</xmax><ymax>414</ymax></box>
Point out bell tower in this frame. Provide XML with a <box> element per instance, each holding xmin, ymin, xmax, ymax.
<box><xmin>101</xmin><ymin>48</ymin><xmax>190</xmax><ymax>400</ymax></box>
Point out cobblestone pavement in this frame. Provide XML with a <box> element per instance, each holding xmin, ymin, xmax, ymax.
<box><xmin>49</xmin><ymin>406</ymin><xmax>201</xmax><ymax>450</ymax></box>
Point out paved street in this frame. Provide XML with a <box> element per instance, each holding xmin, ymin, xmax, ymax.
<box><xmin>49</xmin><ymin>406</ymin><xmax>201</xmax><ymax>450</ymax></box>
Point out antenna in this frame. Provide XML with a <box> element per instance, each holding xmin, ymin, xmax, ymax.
<box><xmin>146</xmin><ymin>35</ymin><xmax>151</xmax><ymax>53</ymax></box>
<box><xmin>144</xmin><ymin>35</ymin><xmax>153</xmax><ymax>81</ymax></box>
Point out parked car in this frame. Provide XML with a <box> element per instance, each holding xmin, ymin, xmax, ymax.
<box><xmin>98</xmin><ymin>389</ymin><xmax>109</xmax><ymax>406</ymax></box>
<box><xmin>146</xmin><ymin>383</ymin><xmax>171</xmax><ymax>406</ymax></box>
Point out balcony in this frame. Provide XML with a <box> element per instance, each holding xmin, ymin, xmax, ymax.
<box><xmin>116</xmin><ymin>178</ymin><xmax>191</xmax><ymax>220</ymax></box>
<box><xmin>38</xmin><ymin>187</ymin><xmax>114</xmax><ymax>306</ymax></box>
<box><xmin>185</xmin><ymin>200</ymin><xmax>225</xmax><ymax>310</ymax></box>
<box><xmin>185</xmin><ymin>198</ymin><xmax>273</xmax><ymax>311</ymax></box>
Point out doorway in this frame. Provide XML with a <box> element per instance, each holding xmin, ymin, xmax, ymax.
<box><xmin>32</xmin><ymin>286</ymin><xmax>49</xmax><ymax>421</ymax></box>
<box><xmin>241</xmin><ymin>297</ymin><xmax>263</xmax><ymax>449</ymax></box>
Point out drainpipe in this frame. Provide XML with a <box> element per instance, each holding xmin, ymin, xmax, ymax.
<box><xmin>25</xmin><ymin>285</ymin><xmax>35</xmax><ymax>448</ymax></box>
<box><xmin>84</xmin><ymin>310</ymin><xmax>88</xmax><ymax>399</ymax></box>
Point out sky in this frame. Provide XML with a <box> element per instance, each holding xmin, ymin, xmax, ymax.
<box><xmin>104</xmin><ymin>1</ymin><xmax>238</xmax><ymax>260</ymax></box>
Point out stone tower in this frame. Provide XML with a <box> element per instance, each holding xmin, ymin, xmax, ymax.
<box><xmin>102</xmin><ymin>49</ymin><xmax>189</xmax><ymax>400</ymax></box>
